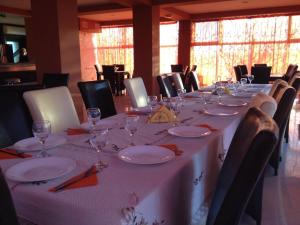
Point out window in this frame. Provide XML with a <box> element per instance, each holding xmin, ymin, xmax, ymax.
<box><xmin>191</xmin><ymin>15</ymin><xmax>300</xmax><ymax>85</ymax></box>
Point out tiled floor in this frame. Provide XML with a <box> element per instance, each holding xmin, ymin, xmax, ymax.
<box><xmin>114</xmin><ymin>94</ymin><xmax>300</xmax><ymax>225</ymax></box>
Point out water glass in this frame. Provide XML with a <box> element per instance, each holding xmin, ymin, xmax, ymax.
<box><xmin>125</xmin><ymin>116</ymin><xmax>139</xmax><ymax>146</ymax></box>
<box><xmin>240</xmin><ymin>78</ymin><xmax>247</xmax><ymax>86</ymax></box>
<box><xmin>89</xmin><ymin>128</ymin><xmax>109</xmax><ymax>169</ymax></box>
<box><xmin>247</xmin><ymin>75</ymin><xmax>254</xmax><ymax>85</ymax></box>
<box><xmin>202</xmin><ymin>92</ymin><xmax>212</xmax><ymax>105</ymax></box>
<box><xmin>177</xmin><ymin>89</ymin><xmax>186</xmax><ymax>101</ymax></box>
<box><xmin>87</xmin><ymin>108</ymin><xmax>101</xmax><ymax>130</ymax></box>
<box><xmin>147</xmin><ymin>96</ymin><xmax>158</xmax><ymax>113</ymax></box>
<box><xmin>32</xmin><ymin>120</ymin><xmax>51</xmax><ymax>157</ymax></box>
<box><xmin>215</xmin><ymin>84</ymin><xmax>225</xmax><ymax>103</ymax></box>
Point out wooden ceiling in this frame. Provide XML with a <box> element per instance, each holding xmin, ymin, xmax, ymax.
<box><xmin>0</xmin><ymin>0</ymin><xmax>300</xmax><ymax>22</ymax></box>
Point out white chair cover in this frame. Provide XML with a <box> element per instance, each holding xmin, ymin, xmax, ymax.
<box><xmin>172</xmin><ymin>73</ymin><xmax>184</xmax><ymax>90</ymax></box>
<box><xmin>249</xmin><ymin>92</ymin><xmax>277</xmax><ymax>117</ymax></box>
<box><xmin>23</xmin><ymin>86</ymin><xmax>80</xmax><ymax>133</ymax></box>
<box><xmin>124</xmin><ymin>77</ymin><xmax>148</xmax><ymax>108</ymax></box>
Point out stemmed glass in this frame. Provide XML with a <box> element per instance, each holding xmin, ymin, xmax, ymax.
<box><xmin>32</xmin><ymin>120</ymin><xmax>51</xmax><ymax>157</ymax></box>
<box><xmin>177</xmin><ymin>89</ymin><xmax>186</xmax><ymax>101</ymax></box>
<box><xmin>215</xmin><ymin>83</ymin><xmax>225</xmax><ymax>103</ymax></box>
<box><xmin>240</xmin><ymin>78</ymin><xmax>248</xmax><ymax>86</ymax></box>
<box><xmin>125</xmin><ymin>116</ymin><xmax>139</xmax><ymax>146</ymax></box>
<box><xmin>247</xmin><ymin>74</ymin><xmax>254</xmax><ymax>85</ymax></box>
<box><xmin>87</xmin><ymin>108</ymin><xmax>101</xmax><ymax>132</ymax></box>
<box><xmin>89</xmin><ymin>128</ymin><xmax>109</xmax><ymax>170</ymax></box>
<box><xmin>147</xmin><ymin>96</ymin><xmax>158</xmax><ymax>114</ymax></box>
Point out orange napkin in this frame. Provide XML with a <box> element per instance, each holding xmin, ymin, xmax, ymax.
<box><xmin>126</xmin><ymin>111</ymin><xmax>148</xmax><ymax>116</ymax></box>
<box><xmin>0</xmin><ymin>148</ymin><xmax>31</xmax><ymax>160</ymax></box>
<box><xmin>49</xmin><ymin>166</ymin><xmax>98</xmax><ymax>192</ymax></box>
<box><xmin>197</xmin><ymin>124</ymin><xmax>218</xmax><ymax>132</ymax></box>
<box><xmin>160</xmin><ymin>144</ymin><xmax>183</xmax><ymax>156</ymax></box>
<box><xmin>67</xmin><ymin>128</ymin><xmax>89</xmax><ymax>135</ymax></box>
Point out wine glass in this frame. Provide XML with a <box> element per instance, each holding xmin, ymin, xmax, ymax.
<box><xmin>177</xmin><ymin>89</ymin><xmax>186</xmax><ymax>101</ymax></box>
<box><xmin>215</xmin><ymin>83</ymin><xmax>225</xmax><ymax>103</ymax></box>
<box><xmin>125</xmin><ymin>116</ymin><xmax>139</xmax><ymax>146</ymax></box>
<box><xmin>32</xmin><ymin>120</ymin><xmax>51</xmax><ymax>157</ymax></box>
<box><xmin>202</xmin><ymin>92</ymin><xmax>212</xmax><ymax>106</ymax></box>
<box><xmin>87</xmin><ymin>108</ymin><xmax>101</xmax><ymax>132</ymax></box>
<box><xmin>240</xmin><ymin>78</ymin><xmax>247</xmax><ymax>86</ymax></box>
<box><xmin>89</xmin><ymin>128</ymin><xmax>109</xmax><ymax>169</ymax></box>
<box><xmin>247</xmin><ymin>75</ymin><xmax>254</xmax><ymax>85</ymax></box>
<box><xmin>147</xmin><ymin>96</ymin><xmax>158</xmax><ymax>113</ymax></box>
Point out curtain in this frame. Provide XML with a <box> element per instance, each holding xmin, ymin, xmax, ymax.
<box><xmin>160</xmin><ymin>22</ymin><xmax>179</xmax><ymax>73</ymax></box>
<box><xmin>191</xmin><ymin>15</ymin><xmax>300</xmax><ymax>85</ymax></box>
<box><xmin>96</xmin><ymin>26</ymin><xmax>134</xmax><ymax>73</ymax></box>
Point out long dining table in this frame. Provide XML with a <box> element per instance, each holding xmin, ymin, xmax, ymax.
<box><xmin>1</xmin><ymin>84</ymin><xmax>271</xmax><ymax>225</ymax></box>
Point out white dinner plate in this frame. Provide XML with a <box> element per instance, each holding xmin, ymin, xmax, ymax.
<box><xmin>118</xmin><ymin>145</ymin><xmax>175</xmax><ymax>165</ymax></box>
<box><xmin>244</xmin><ymin>87</ymin><xmax>262</xmax><ymax>93</ymax></box>
<box><xmin>13</xmin><ymin>135</ymin><xmax>67</xmax><ymax>152</ymax></box>
<box><xmin>231</xmin><ymin>92</ymin><xmax>254</xmax><ymax>98</ymax></box>
<box><xmin>5</xmin><ymin>157</ymin><xmax>76</xmax><ymax>182</ymax></box>
<box><xmin>218</xmin><ymin>99</ymin><xmax>247</xmax><ymax>107</ymax></box>
<box><xmin>168</xmin><ymin>126</ymin><xmax>211</xmax><ymax>138</ymax></box>
<box><xmin>203</xmin><ymin>108</ymin><xmax>239</xmax><ymax>116</ymax></box>
<box><xmin>81</xmin><ymin>120</ymin><xmax>118</xmax><ymax>130</ymax></box>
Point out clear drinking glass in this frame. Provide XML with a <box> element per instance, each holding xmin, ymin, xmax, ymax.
<box><xmin>177</xmin><ymin>89</ymin><xmax>186</xmax><ymax>101</ymax></box>
<box><xmin>147</xmin><ymin>96</ymin><xmax>158</xmax><ymax>113</ymax></box>
<box><xmin>32</xmin><ymin>120</ymin><xmax>51</xmax><ymax>157</ymax></box>
<box><xmin>215</xmin><ymin>83</ymin><xmax>225</xmax><ymax>103</ymax></box>
<box><xmin>125</xmin><ymin>116</ymin><xmax>139</xmax><ymax>146</ymax></box>
<box><xmin>89</xmin><ymin>128</ymin><xmax>109</xmax><ymax>169</ymax></box>
<box><xmin>240</xmin><ymin>78</ymin><xmax>248</xmax><ymax>86</ymax></box>
<box><xmin>247</xmin><ymin>75</ymin><xmax>254</xmax><ymax>85</ymax></box>
<box><xmin>87</xmin><ymin>108</ymin><xmax>101</xmax><ymax>131</ymax></box>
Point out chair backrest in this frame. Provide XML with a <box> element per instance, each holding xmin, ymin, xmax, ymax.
<box><xmin>0</xmin><ymin>91</ymin><xmax>33</xmax><ymax>147</ymax></box>
<box><xmin>77</xmin><ymin>80</ymin><xmax>117</xmax><ymax>119</ymax></box>
<box><xmin>186</xmin><ymin>71</ymin><xmax>200</xmax><ymax>91</ymax></box>
<box><xmin>254</xmin><ymin>64</ymin><xmax>267</xmax><ymax>67</ymax></box>
<box><xmin>23</xmin><ymin>86</ymin><xmax>80</xmax><ymax>133</ymax></box>
<box><xmin>249</xmin><ymin>92</ymin><xmax>277</xmax><ymax>117</ymax></box>
<box><xmin>284</xmin><ymin>64</ymin><xmax>298</xmax><ymax>81</ymax></box>
<box><xmin>191</xmin><ymin>65</ymin><xmax>197</xmax><ymax>72</ymax></box>
<box><xmin>102</xmin><ymin>65</ymin><xmax>115</xmax><ymax>75</ymax></box>
<box><xmin>206</xmin><ymin>107</ymin><xmax>278</xmax><ymax>225</ymax></box>
<box><xmin>42</xmin><ymin>73</ymin><xmax>69</xmax><ymax>88</ymax></box>
<box><xmin>124</xmin><ymin>77</ymin><xmax>148</xmax><ymax>108</ymax></box>
<box><xmin>251</xmin><ymin>66</ymin><xmax>272</xmax><ymax>84</ymax></box>
<box><xmin>156</xmin><ymin>74</ymin><xmax>177</xmax><ymax>98</ymax></box>
<box><xmin>269</xmin><ymin>79</ymin><xmax>288</xmax><ymax>96</ymax></box>
<box><xmin>233</xmin><ymin>66</ymin><xmax>242</xmax><ymax>81</ymax></box>
<box><xmin>94</xmin><ymin>64</ymin><xmax>100</xmax><ymax>73</ymax></box>
<box><xmin>172</xmin><ymin>73</ymin><xmax>185</xmax><ymax>90</ymax></box>
<box><xmin>288</xmin><ymin>73</ymin><xmax>300</xmax><ymax>91</ymax></box>
<box><xmin>171</xmin><ymin>64</ymin><xmax>184</xmax><ymax>73</ymax></box>
<box><xmin>114</xmin><ymin>64</ymin><xmax>125</xmax><ymax>71</ymax></box>
<box><xmin>0</xmin><ymin>168</ymin><xmax>20</xmax><ymax>225</ymax></box>
<box><xmin>238</xmin><ymin>65</ymin><xmax>248</xmax><ymax>75</ymax></box>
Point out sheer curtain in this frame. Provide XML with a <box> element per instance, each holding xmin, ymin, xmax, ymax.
<box><xmin>160</xmin><ymin>22</ymin><xmax>179</xmax><ymax>73</ymax></box>
<box><xmin>96</xmin><ymin>26</ymin><xmax>134</xmax><ymax>73</ymax></box>
<box><xmin>191</xmin><ymin>15</ymin><xmax>300</xmax><ymax>85</ymax></box>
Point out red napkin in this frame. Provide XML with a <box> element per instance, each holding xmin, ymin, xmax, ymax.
<box><xmin>197</xmin><ymin>124</ymin><xmax>218</xmax><ymax>132</ymax></box>
<box><xmin>0</xmin><ymin>148</ymin><xmax>31</xmax><ymax>160</ymax></box>
<box><xmin>67</xmin><ymin>128</ymin><xmax>89</xmax><ymax>135</ymax></box>
<box><xmin>49</xmin><ymin>166</ymin><xmax>98</xmax><ymax>192</ymax></box>
<box><xmin>126</xmin><ymin>111</ymin><xmax>148</xmax><ymax>116</ymax></box>
<box><xmin>160</xmin><ymin>144</ymin><xmax>183</xmax><ymax>156</ymax></box>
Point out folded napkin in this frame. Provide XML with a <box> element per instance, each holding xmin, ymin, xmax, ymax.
<box><xmin>148</xmin><ymin>105</ymin><xmax>176</xmax><ymax>123</ymax></box>
<box><xmin>160</xmin><ymin>144</ymin><xmax>183</xmax><ymax>156</ymax></box>
<box><xmin>0</xmin><ymin>148</ymin><xmax>31</xmax><ymax>160</ymax></box>
<box><xmin>197</xmin><ymin>124</ymin><xmax>218</xmax><ymax>132</ymax></box>
<box><xmin>49</xmin><ymin>166</ymin><xmax>98</xmax><ymax>192</ymax></box>
<box><xmin>67</xmin><ymin>128</ymin><xmax>89</xmax><ymax>135</ymax></box>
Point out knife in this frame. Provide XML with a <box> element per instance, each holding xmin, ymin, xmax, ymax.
<box><xmin>51</xmin><ymin>165</ymin><xmax>97</xmax><ymax>192</ymax></box>
<box><xmin>0</xmin><ymin>149</ymin><xmax>26</xmax><ymax>158</ymax></box>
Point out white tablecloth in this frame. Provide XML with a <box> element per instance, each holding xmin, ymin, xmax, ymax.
<box><xmin>1</xmin><ymin>84</ymin><xmax>271</xmax><ymax>225</ymax></box>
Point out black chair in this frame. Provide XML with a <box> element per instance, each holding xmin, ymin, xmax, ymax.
<box><xmin>191</xmin><ymin>65</ymin><xmax>197</xmax><ymax>72</ymax></box>
<box><xmin>113</xmin><ymin>64</ymin><xmax>125</xmax><ymax>71</ymax></box>
<box><xmin>234</xmin><ymin>66</ymin><xmax>242</xmax><ymax>81</ymax></box>
<box><xmin>156</xmin><ymin>74</ymin><xmax>177</xmax><ymax>98</ymax></box>
<box><xmin>171</xmin><ymin>64</ymin><xmax>184</xmax><ymax>73</ymax></box>
<box><xmin>77</xmin><ymin>80</ymin><xmax>117</xmax><ymax>119</ymax></box>
<box><xmin>0</xmin><ymin>92</ymin><xmax>33</xmax><ymax>148</ymax></box>
<box><xmin>270</xmin><ymin>64</ymin><xmax>298</xmax><ymax>82</ymax></box>
<box><xmin>254</xmin><ymin>64</ymin><xmax>267</xmax><ymax>67</ymax></box>
<box><xmin>94</xmin><ymin>65</ymin><xmax>102</xmax><ymax>80</ymax></box>
<box><xmin>238</xmin><ymin>64</ymin><xmax>248</xmax><ymax>75</ymax></box>
<box><xmin>0</xmin><ymin>168</ymin><xmax>20</xmax><ymax>225</ymax></box>
<box><xmin>185</xmin><ymin>71</ymin><xmax>200</xmax><ymax>92</ymax></box>
<box><xmin>251</xmin><ymin>66</ymin><xmax>272</xmax><ymax>84</ymax></box>
<box><xmin>270</xmin><ymin>85</ymin><xmax>296</xmax><ymax>175</ymax></box>
<box><xmin>42</xmin><ymin>73</ymin><xmax>69</xmax><ymax>88</ymax></box>
<box><xmin>206</xmin><ymin>107</ymin><xmax>278</xmax><ymax>225</ymax></box>
<box><xmin>102</xmin><ymin>65</ymin><xmax>125</xmax><ymax>95</ymax></box>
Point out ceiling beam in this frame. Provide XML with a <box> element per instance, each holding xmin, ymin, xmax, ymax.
<box><xmin>78</xmin><ymin>3</ymin><xmax>130</xmax><ymax>16</ymax></box>
<box><xmin>191</xmin><ymin>5</ymin><xmax>300</xmax><ymax>21</ymax></box>
<box><xmin>110</xmin><ymin>0</ymin><xmax>151</xmax><ymax>7</ymax></box>
<box><xmin>161</xmin><ymin>7</ymin><xmax>191</xmax><ymax>20</ymax></box>
<box><xmin>153</xmin><ymin>0</ymin><xmax>233</xmax><ymax>7</ymax></box>
<box><xmin>0</xmin><ymin>5</ymin><xmax>31</xmax><ymax>17</ymax></box>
